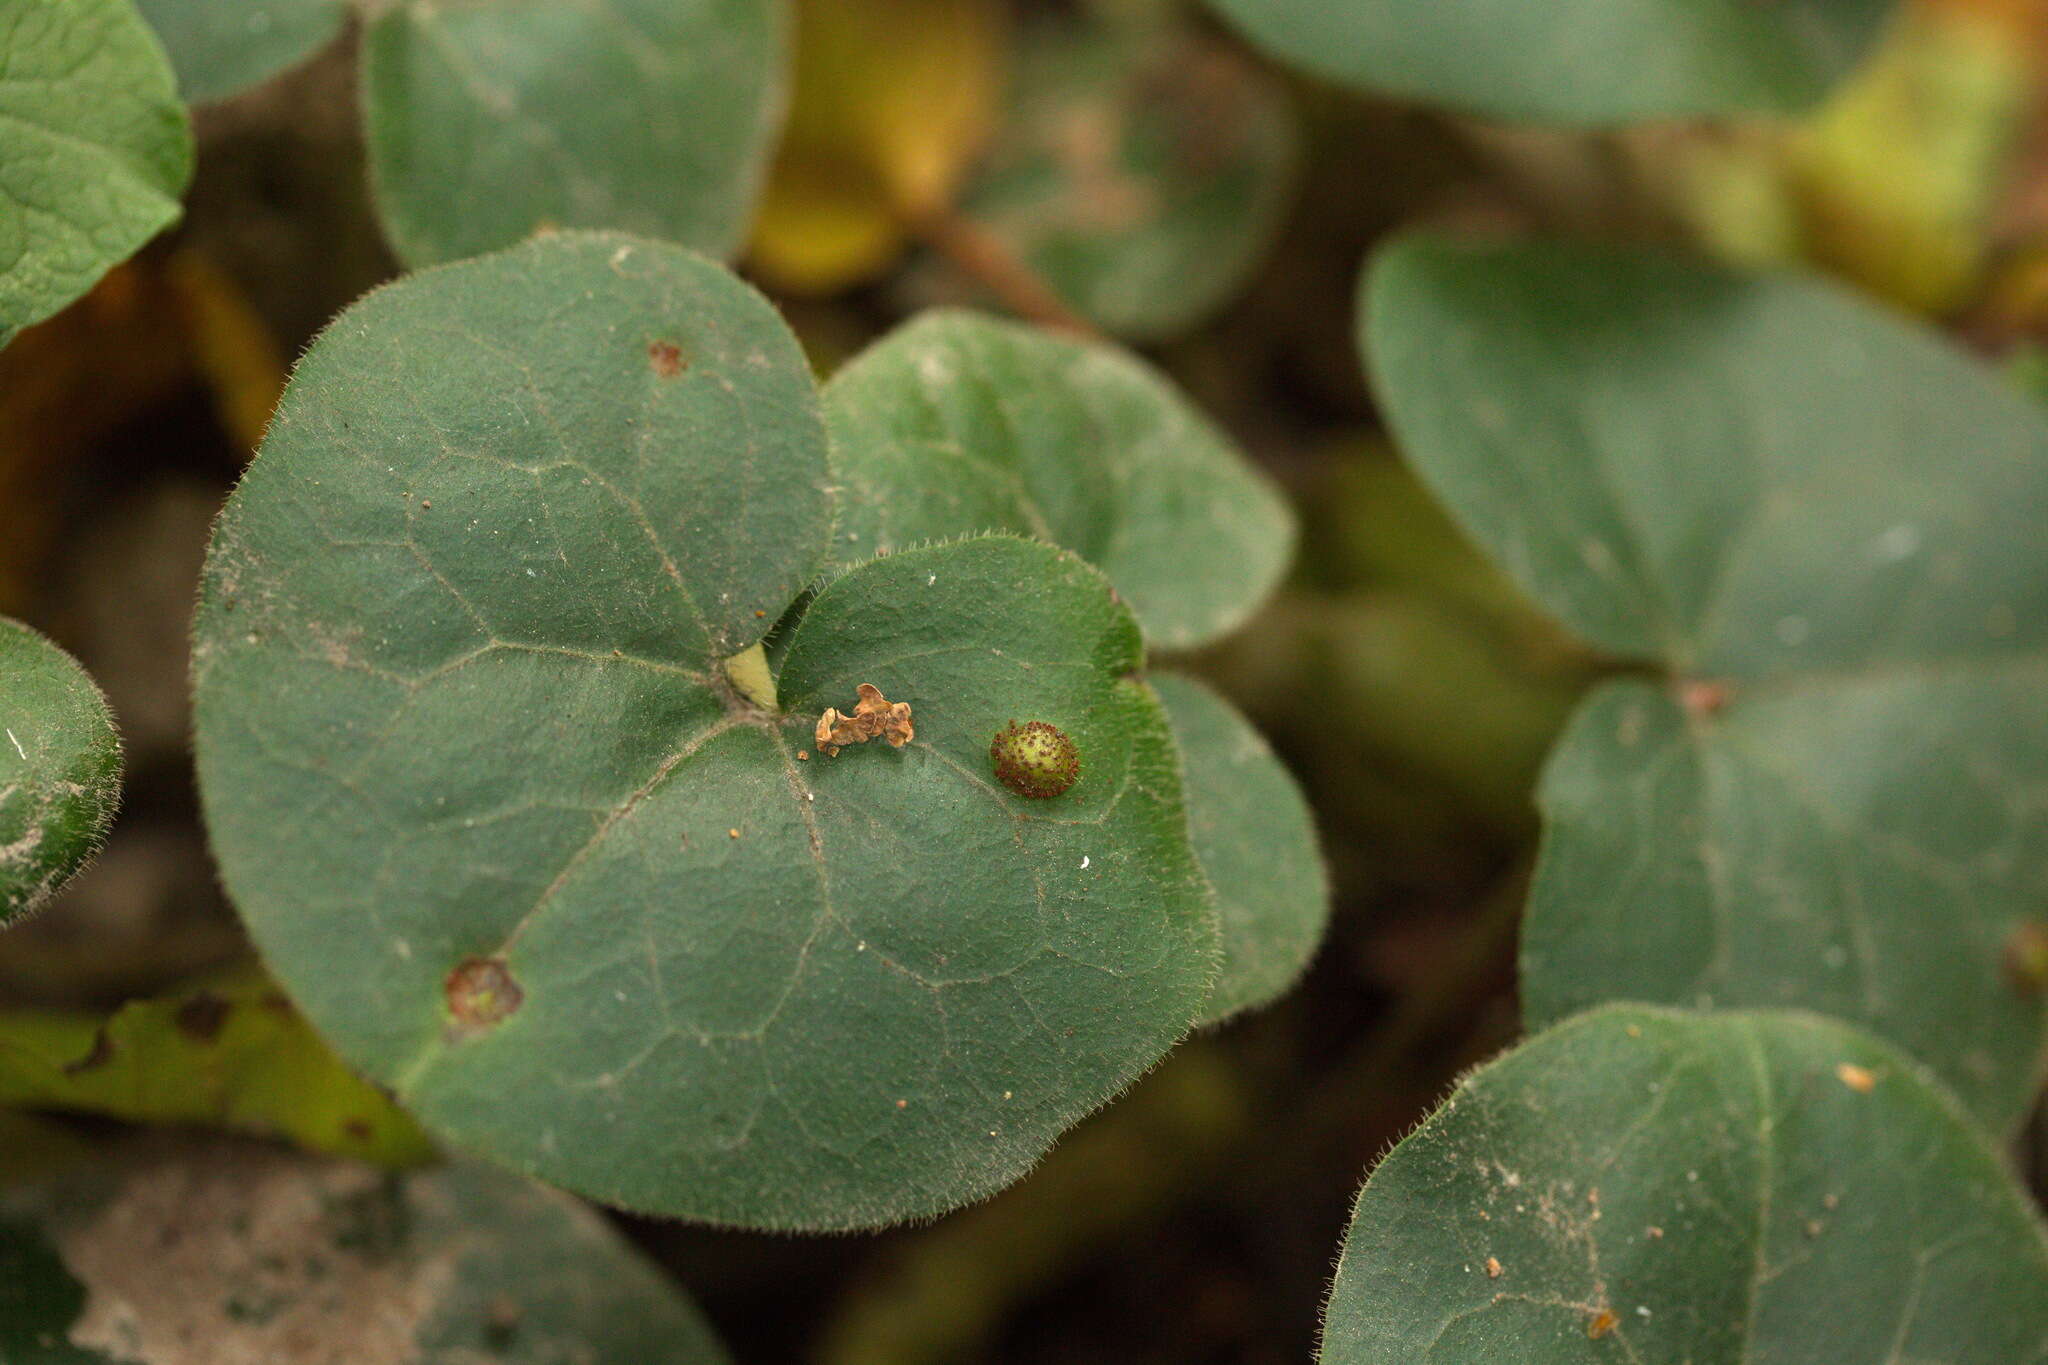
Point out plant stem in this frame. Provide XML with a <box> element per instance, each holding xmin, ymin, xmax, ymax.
<box><xmin>910</xmin><ymin>208</ymin><xmax>1105</xmax><ymax>341</ymax></box>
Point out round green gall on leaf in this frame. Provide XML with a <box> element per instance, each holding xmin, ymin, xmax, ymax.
<box><xmin>990</xmin><ymin>720</ymin><xmax>1081</xmax><ymax>800</ymax></box>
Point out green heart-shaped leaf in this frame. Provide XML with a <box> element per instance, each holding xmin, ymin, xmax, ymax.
<box><xmin>133</xmin><ymin>0</ymin><xmax>344</xmax><ymax>103</ymax></box>
<box><xmin>1363</xmin><ymin>236</ymin><xmax>2048</xmax><ymax>1130</ymax></box>
<box><xmin>192</xmin><ymin>232</ymin><xmax>1218</xmax><ymax>1230</ymax></box>
<box><xmin>4</xmin><ymin>1143</ymin><xmax>731</xmax><ymax>1363</ymax></box>
<box><xmin>1321</xmin><ymin>1006</ymin><xmax>2048</xmax><ymax>1362</ymax></box>
<box><xmin>0</xmin><ymin>621</ymin><xmax>121</xmax><ymax>926</ymax></box>
<box><xmin>0</xmin><ymin>0</ymin><xmax>193</xmax><ymax>349</ymax></box>
<box><xmin>1205</xmin><ymin>0</ymin><xmax>1891</xmax><ymax>124</ymax></box>
<box><xmin>1153</xmin><ymin>672</ymin><xmax>1326</xmax><ymax>1023</ymax></box>
<box><xmin>361</xmin><ymin>0</ymin><xmax>786</xmax><ymax>268</ymax></box>
<box><xmin>824</xmin><ymin>310</ymin><xmax>1295</xmax><ymax>650</ymax></box>
<box><xmin>936</xmin><ymin>11</ymin><xmax>1297</xmax><ymax>341</ymax></box>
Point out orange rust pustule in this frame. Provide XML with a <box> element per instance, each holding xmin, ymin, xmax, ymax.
<box><xmin>989</xmin><ymin>720</ymin><xmax>1081</xmax><ymax>799</ymax></box>
<box><xmin>444</xmin><ymin>957</ymin><xmax>523</xmax><ymax>1032</ymax></box>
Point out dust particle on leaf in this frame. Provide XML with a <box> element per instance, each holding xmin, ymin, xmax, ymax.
<box><xmin>445</xmin><ymin>958</ymin><xmax>523</xmax><ymax>1032</ymax></box>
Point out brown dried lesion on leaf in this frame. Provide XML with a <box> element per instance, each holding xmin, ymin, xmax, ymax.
<box><xmin>814</xmin><ymin>683</ymin><xmax>914</xmax><ymax>758</ymax></box>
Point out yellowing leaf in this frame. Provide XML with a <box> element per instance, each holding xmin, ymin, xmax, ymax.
<box><xmin>0</xmin><ymin>963</ymin><xmax>434</xmax><ymax>1167</ymax></box>
<box><xmin>1790</xmin><ymin>3</ymin><xmax>2031</xmax><ymax>314</ymax></box>
<box><xmin>750</xmin><ymin>0</ymin><xmax>1004</xmax><ymax>293</ymax></box>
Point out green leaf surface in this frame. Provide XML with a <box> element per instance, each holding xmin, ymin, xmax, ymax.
<box><xmin>0</xmin><ymin>621</ymin><xmax>121</xmax><ymax>926</ymax></box>
<box><xmin>1205</xmin><ymin>0</ymin><xmax>1892</xmax><ymax>124</ymax></box>
<box><xmin>361</xmin><ymin>0</ymin><xmax>786</xmax><ymax>268</ymax></box>
<box><xmin>823</xmin><ymin>310</ymin><xmax>1295</xmax><ymax>650</ymax></box>
<box><xmin>1364</xmin><ymin>236</ymin><xmax>2048</xmax><ymax>1130</ymax></box>
<box><xmin>940</xmin><ymin>12</ymin><xmax>1297</xmax><ymax>340</ymax></box>
<box><xmin>1153</xmin><ymin>672</ymin><xmax>1326</xmax><ymax>1023</ymax></box>
<box><xmin>0</xmin><ymin>0</ymin><xmax>193</xmax><ymax>348</ymax></box>
<box><xmin>3</xmin><ymin>1142</ymin><xmax>731</xmax><ymax>1364</ymax></box>
<box><xmin>133</xmin><ymin>0</ymin><xmax>344</xmax><ymax>103</ymax></box>
<box><xmin>1321</xmin><ymin>1006</ymin><xmax>2048</xmax><ymax>1363</ymax></box>
<box><xmin>0</xmin><ymin>964</ymin><xmax>434</xmax><ymax>1166</ymax></box>
<box><xmin>192</xmin><ymin>232</ymin><xmax>1218</xmax><ymax>1230</ymax></box>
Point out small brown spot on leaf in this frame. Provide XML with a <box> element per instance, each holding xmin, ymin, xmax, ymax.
<box><xmin>2003</xmin><ymin>921</ymin><xmax>2048</xmax><ymax>994</ymax></box>
<box><xmin>796</xmin><ymin>750</ymin><xmax>809</xmax><ymax>761</ymax></box>
<box><xmin>445</xmin><ymin>958</ymin><xmax>522</xmax><ymax>1033</ymax></box>
<box><xmin>418</xmin><ymin>499</ymin><xmax>431</xmax><ymax>510</ymax></box>
<box><xmin>895</xmin><ymin>1099</ymin><xmax>908</xmax><ymax>1110</ymax></box>
<box><xmin>1485</xmin><ymin>1256</ymin><xmax>1502</xmax><ymax>1278</ymax></box>
<box><xmin>647</xmin><ymin>340</ymin><xmax>686</xmax><ymax>377</ymax></box>
<box><xmin>341</xmin><ymin>1118</ymin><xmax>373</xmax><ymax>1141</ymax></box>
<box><xmin>1678</xmin><ymin>678</ymin><xmax>1731</xmax><ymax>717</ymax></box>
<box><xmin>1835</xmin><ymin>1062</ymin><xmax>1877</xmax><ymax>1093</ymax></box>
<box><xmin>1587</xmin><ymin>1309</ymin><xmax>1619</xmax><ymax>1340</ymax></box>
<box><xmin>174</xmin><ymin>992</ymin><xmax>232</xmax><ymax>1043</ymax></box>
<box><xmin>728</xmin><ymin>828</ymin><xmax>740</xmax><ymax>839</ymax></box>
<box><xmin>1645</xmin><ymin>1225</ymin><xmax>1664</xmax><ymax>1239</ymax></box>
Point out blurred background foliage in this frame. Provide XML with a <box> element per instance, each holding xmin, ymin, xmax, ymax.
<box><xmin>3</xmin><ymin>0</ymin><xmax>2045</xmax><ymax>1359</ymax></box>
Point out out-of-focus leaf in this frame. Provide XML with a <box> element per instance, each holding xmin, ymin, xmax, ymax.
<box><xmin>750</xmin><ymin>0</ymin><xmax>1004</xmax><ymax>293</ymax></box>
<box><xmin>939</xmin><ymin>12</ymin><xmax>1297</xmax><ymax>340</ymax></box>
<box><xmin>0</xmin><ymin>0</ymin><xmax>193</xmax><ymax>349</ymax></box>
<box><xmin>1321</xmin><ymin>1006</ymin><xmax>2048</xmax><ymax>1363</ymax></box>
<box><xmin>1663</xmin><ymin>4</ymin><xmax>2032</xmax><ymax>313</ymax></box>
<box><xmin>823</xmin><ymin>309</ymin><xmax>1295</xmax><ymax>650</ymax></box>
<box><xmin>0</xmin><ymin>1112</ymin><xmax>92</xmax><ymax>1190</ymax></box>
<box><xmin>0</xmin><ymin>964</ymin><xmax>434</xmax><ymax>1166</ymax></box>
<box><xmin>1205</xmin><ymin>0</ymin><xmax>1893</xmax><ymax>124</ymax></box>
<box><xmin>1153</xmin><ymin>673</ymin><xmax>1327</xmax><ymax>1023</ymax></box>
<box><xmin>1313</xmin><ymin>595</ymin><xmax>1587</xmax><ymax>832</ymax></box>
<box><xmin>361</xmin><ymin>0</ymin><xmax>786</xmax><ymax>267</ymax></box>
<box><xmin>1364</xmin><ymin>235</ymin><xmax>2048</xmax><ymax>1130</ymax></box>
<box><xmin>133</xmin><ymin>0</ymin><xmax>344</xmax><ymax>104</ymax></box>
<box><xmin>190</xmin><ymin>234</ymin><xmax>1218</xmax><ymax>1230</ymax></box>
<box><xmin>4</xmin><ymin>1141</ymin><xmax>732</xmax><ymax>1363</ymax></box>
<box><xmin>1789</xmin><ymin>5</ymin><xmax>2029</xmax><ymax>314</ymax></box>
<box><xmin>164</xmin><ymin>251</ymin><xmax>288</xmax><ymax>455</ymax></box>
<box><xmin>0</xmin><ymin>621</ymin><xmax>120</xmax><ymax>926</ymax></box>
<box><xmin>814</xmin><ymin>1042</ymin><xmax>1249</xmax><ymax>1365</ymax></box>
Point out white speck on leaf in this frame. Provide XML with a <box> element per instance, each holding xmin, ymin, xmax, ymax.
<box><xmin>4</xmin><ymin>729</ymin><xmax>24</xmax><ymax>762</ymax></box>
<box><xmin>1080</xmin><ymin>856</ymin><xmax>1090</xmax><ymax>870</ymax></box>
<box><xmin>1872</xmin><ymin>523</ymin><xmax>1922</xmax><ymax>561</ymax></box>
